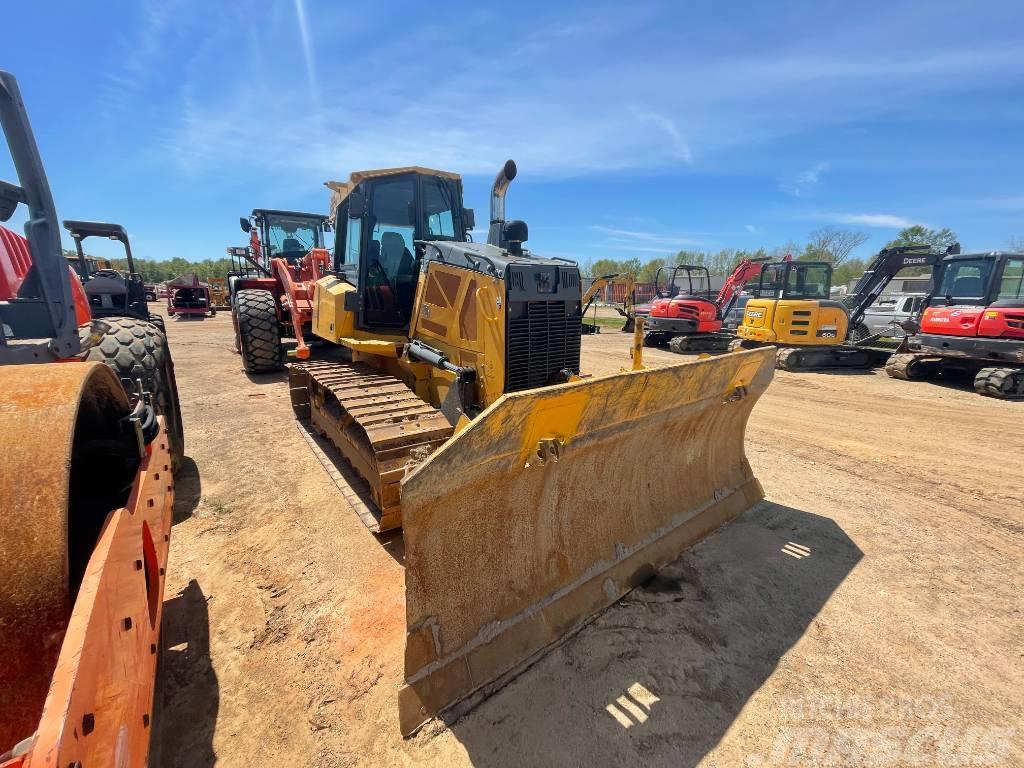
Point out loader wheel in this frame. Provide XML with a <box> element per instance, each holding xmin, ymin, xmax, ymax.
<box><xmin>85</xmin><ymin>317</ymin><xmax>185</xmax><ymax>471</ymax></box>
<box><xmin>236</xmin><ymin>289</ymin><xmax>284</xmax><ymax>373</ymax></box>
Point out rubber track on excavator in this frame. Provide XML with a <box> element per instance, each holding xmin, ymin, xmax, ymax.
<box><xmin>289</xmin><ymin>360</ymin><xmax>454</xmax><ymax>532</ymax></box>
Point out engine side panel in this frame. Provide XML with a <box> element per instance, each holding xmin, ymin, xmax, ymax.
<box><xmin>409</xmin><ymin>262</ymin><xmax>507</xmax><ymax>408</ymax></box>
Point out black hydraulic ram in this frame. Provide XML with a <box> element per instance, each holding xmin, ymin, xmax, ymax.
<box><xmin>407</xmin><ymin>340</ymin><xmax>478</xmax><ymax>422</ymax></box>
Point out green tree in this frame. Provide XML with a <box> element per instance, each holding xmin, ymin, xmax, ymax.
<box><xmin>886</xmin><ymin>225</ymin><xmax>958</xmax><ymax>249</ymax></box>
<box><xmin>832</xmin><ymin>258</ymin><xmax>868</xmax><ymax>288</ymax></box>
<box><xmin>588</xmin><ymin>258</ymin><xmax>623</xmax><ymax>278</ymax></box>
<box><xmin>638</xmin><ymin>258</ymin><xmax>665</xmax><ymax>284</ymax></box>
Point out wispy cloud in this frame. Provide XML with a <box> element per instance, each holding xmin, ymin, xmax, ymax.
<box><xmin>293</xmin><ymin>0</ymin><xmax>319</xmax><ymax>108</ymax></box>
<box><xmin>99</xmin><ymin>0</ymin><xmax>180</xmax><ymax>116</ymax></box>
<box><xmin>632</xmin><ymin>110</ymin><xmax>693</xmax><ymax>164</ymax></box>
<box><xmin>831</xmin><ymin>213</ymin><xmax>918</xmax><ymax>228</ymax></box>
<box><xmin>744</xmin><ymin>224</ymin><xmax>758</xmax><ymax>233</ymax></box>
<box><xmin>780</xmin><ymin>162</ymin><xmax>829</xmax><ymax>197</ymax></box>
<box><xmin>149</xmin><ymin>3</ymin><xmax>1024</xmax><ymax>189</ymax></box>
<box><xmin>590</xmin><ymin>225</ymin><xmax>706</xmax><ymax>247</ymax></box>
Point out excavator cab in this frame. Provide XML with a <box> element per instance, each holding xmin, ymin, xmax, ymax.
<box><xmin>653</xmin><ymin>263</ymin><xmax>713</xmax><ymax>300</ymax></box>
<box><xmin>735</xmin><ymin>260</ymin><xmax>847</xmax><ymax>348</ymax></box>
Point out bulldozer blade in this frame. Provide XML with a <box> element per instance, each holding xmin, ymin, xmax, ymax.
<box><xmin>398</xmin><ymin>347</ymin><xmax>775</xmax><ymax>734</ymax></box>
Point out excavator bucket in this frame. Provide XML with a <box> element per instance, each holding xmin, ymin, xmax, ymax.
<box><xmin>398</xmin><ymin>346</ymin><xmax>775</xmax><ymax>734</ymax></box>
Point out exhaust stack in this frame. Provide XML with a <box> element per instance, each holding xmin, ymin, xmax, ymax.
<box><xmin>487</xmin><ymin>159</ymin><xmax>517</xmax><ymax>247</ymax></box>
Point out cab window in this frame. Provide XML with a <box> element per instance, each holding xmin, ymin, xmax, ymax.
<box><xmin>782</xmin><ymin>263</ymin><xmax>830</xmax><ymax>300</ymax></box>
<box><xmin>364</xmin><ymin>177</ymin><xmax>417</xmax><ymax>327</ymax></box>
<box><xmin>937</xmin><ymin>259</ymin><xmax>993</xmax><ymax>304</ymax></box>
<box><xmin>997</xmin><ymin>257</ymin><xmax>1024</xmax><ymax>301</ymax></box>
<box><xmin>423</xmin><ymin>177</ymin><xmax>459</xmax><ymax>240</ymax></box>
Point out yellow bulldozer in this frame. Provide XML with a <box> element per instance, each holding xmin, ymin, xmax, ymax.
<box><xmin>280</xmin><ymin>160</ymin><xmax>775</xmax><ymax>734</ymax></box>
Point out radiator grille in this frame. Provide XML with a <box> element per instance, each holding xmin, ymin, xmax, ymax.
<box><xmin>506</xmin><ymin>301</ymin><xmax>582</xmax><ymax>391</ymax></box>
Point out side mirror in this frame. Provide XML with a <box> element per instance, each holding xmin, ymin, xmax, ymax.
<box><xmin>239</xmin><ymin>217</ymin><xmax>251</xmax><ymax>233</ymax></box>
<box><xmin>0</xmin><ymin>180</ymin><xmax>25</xmax><ymax>222</ymax></box>
<box><xmin>349</xmin><ymin>191</ymin><xmax>366</xmax><ymax>218</ymax></box>
<box><xmin>463</xmin><ymin>208</ymin><xmax>475</xmax><ymax>231</ymax></box>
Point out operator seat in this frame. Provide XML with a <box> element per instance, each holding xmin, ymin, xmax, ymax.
<box><xmin>363</xmin><ymin>239</ymin><xmax>401</xmax><ymax>326</ymax></box>
<box><xmin>281</xmin><ymin>237</ymin><xmax>305</xmax><ymax>266</ymax></box>
<box><xmin>952</xmin><ymin>276</ymin><xmax>983</xmax><ymax>298</ymax></box>
<box><xmin>380</xmin><ymin>232</ymin><xmax>416</xmax><ymax>321</ymax></box>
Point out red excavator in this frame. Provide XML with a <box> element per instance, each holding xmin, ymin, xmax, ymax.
<box><xmin>886</xmin><ymin>250</ymin><xmax>1024</xmax><ymax>399</ymax></box>
<box><xmin>645</xmin><ymin>256</ymin><xmax>784</xmax><ymax>352</ymax></box>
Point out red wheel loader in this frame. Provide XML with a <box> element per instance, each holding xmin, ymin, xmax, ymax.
<box><xmin>232</xmin><ymin>209</ymin><xmax>331</xmax><ymax>372</ymax></box>
<box><xmin>0</xmin><ymin>71</ymin><xmax>176</xmax><ymax>768</ymax></box>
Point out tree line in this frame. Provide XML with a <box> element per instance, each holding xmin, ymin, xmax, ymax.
<box><xmin>64</xmin><ymin>251</ymin><xmax>235</xmax><ymax>283</ymax></box>
<box><xmin>580</xmin><ymin>225</ymin><xmax>959</xmax><ymax>288</ymax></box>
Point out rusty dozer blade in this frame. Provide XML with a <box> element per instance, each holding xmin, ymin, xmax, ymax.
<box><xmin>398</xmin><ymin>347</ymin><xmax>775</xmax><ymax>734</ymax></box>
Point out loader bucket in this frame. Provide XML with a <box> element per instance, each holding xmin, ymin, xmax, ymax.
<box><xmin>398</xmin><ymin>347</ymin><xmax>775</xmax><ymax>734</ymax></box>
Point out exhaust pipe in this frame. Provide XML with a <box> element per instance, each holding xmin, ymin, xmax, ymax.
<box><xmin>487</xmin><ymin>159</ymin><xmax>517</xmax><ymax>247</ymax></box>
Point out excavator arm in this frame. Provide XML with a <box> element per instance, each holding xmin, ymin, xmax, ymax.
<box><xmin>715</xmin><ymin>255</ymin><xmax>789</xmax><ymax>318</ymax></box>
<box><xmin>581</xmin><ymin>273</ymin><xmax>637</xmax><ymax>332</ymax></box>
<box><xmin>845</xmin><ymin>244</ymin><xmax>959</xmax><ymax>334</ymax></box>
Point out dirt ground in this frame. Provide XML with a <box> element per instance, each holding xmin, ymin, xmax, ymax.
<box><xmin>153</xmin><ymin>307</ymin><xmax>1022</xmax><ymax>768</ymax></box>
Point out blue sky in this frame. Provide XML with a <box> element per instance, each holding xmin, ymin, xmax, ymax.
<box><xmin>4</xmin><ymin>0</ymin><xmax>1024</xmax><ymax>265</ymax></box>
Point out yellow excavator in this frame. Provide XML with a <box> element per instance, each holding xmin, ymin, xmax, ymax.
<box><xmin>732</xmin><ymin>248</ymin><xmax>956</xmax><ymax>370</ymax></box>
<box><xmin>580</xmin><ymin>272</ymin><xmax>637</xmax><ymax>333</ymax></box>
<box><xmin>284</xmin><ymin>160</ymin><xmax>775</xmax><ymax>735</ymax></box>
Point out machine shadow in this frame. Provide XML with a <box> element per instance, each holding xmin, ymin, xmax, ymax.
<box><xmin>153</xmin><ymin>579</ymin><xmax>219</xmax><ymax>768</ymax></box>
<box><xmin>242</xmin><ymin>369</ymin><xmax>288</xmax><ymax>385</ymax></box>
<box><xmin>172</xmin><ymin>457</ymin><xmax>201</xmax><ymax>525</ymax></box>
<box><xmin>447</xmin><ymin>501</ymin><xmax>862</xmax><ymax>768</ymax></box>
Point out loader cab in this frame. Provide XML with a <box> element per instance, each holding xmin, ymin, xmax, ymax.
<box><xmin>333</xmin><ymin>170</ymin><xmax>470</xmax><ymax>331</ymax></box>
<box><xmin>242</xmin><ymin>210</ymin><xmax>328</xmax><ymax>268</ymax></box>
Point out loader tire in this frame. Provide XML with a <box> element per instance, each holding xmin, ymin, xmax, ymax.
<box><xmin>85</xmin><ymin>317</ymin><xmax>185</xmax><ymax>471</ymax></box>
<box><xmin>236</xmin><ymin>289</ymin><xmax>284</xmax><ymax>373</ymax></box>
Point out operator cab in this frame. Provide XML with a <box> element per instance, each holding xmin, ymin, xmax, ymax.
<box><xmin>329</xmin><ymin>169</ymin><xmax>471</xmax><ymax>331</ymax></box>
<box><xmin>240</xmin><ymin>209</ymin><xmax>329</xmax><ymax>268</ymax></box>
<box><xmin>653</xmin><ymin>264</ymin><xmax>713</xmax><ymax>302</ymax></box>
<box><xmin>62</xmin><ymin>220</ymin><xmax>148</xmax><ymax>318</ymax></box>
<box><xmin>757</xmin><ymin>260</ymin><xmax>832</xmax><ymax>301</ymax></box>
<box><xmin>928</xmin><ymin>252</ymin><xmax>1024</xmax><ymax>309</ymax></box>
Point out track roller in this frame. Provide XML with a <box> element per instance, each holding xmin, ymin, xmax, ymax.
<box><xmin>775</xmin><ymin>345</ymin><xmax>875</xmax><ymax>371</ymax></box>
<box><xmin>974</xmin><ymin>367</ymin><xmax>1024</xmax><ymax>400</ymax></box>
